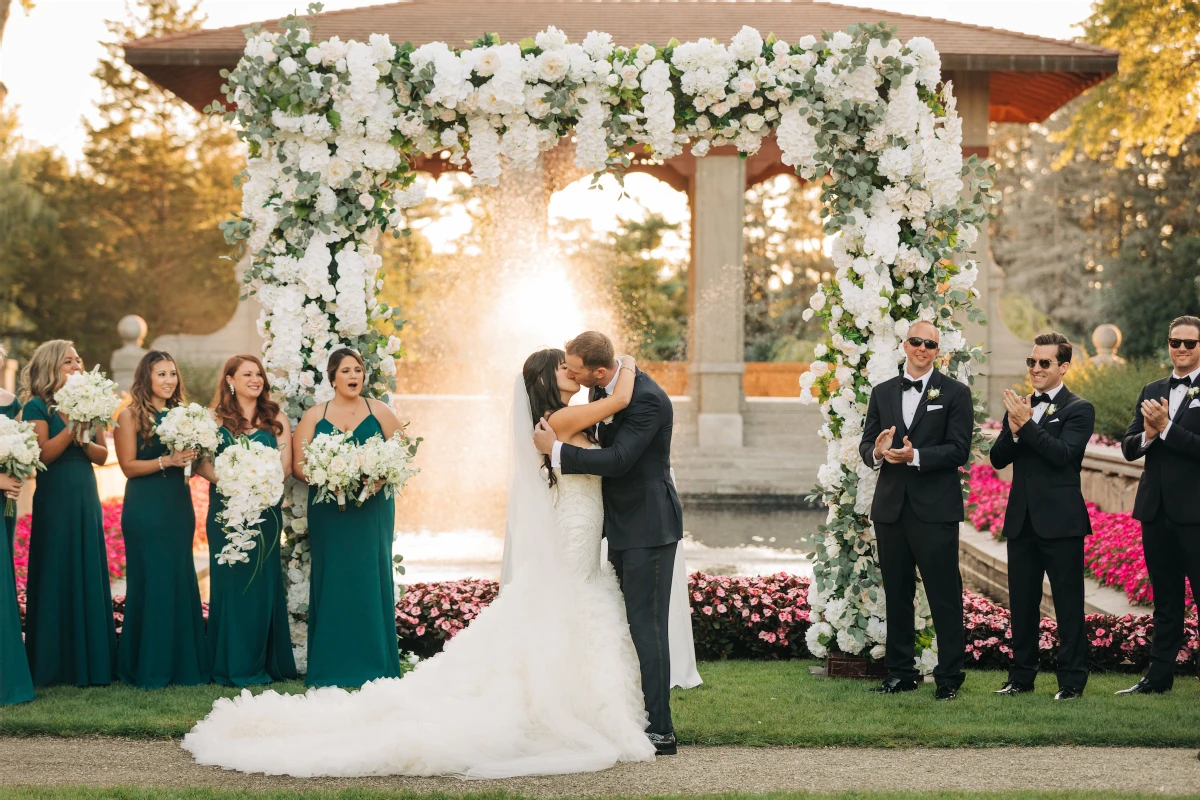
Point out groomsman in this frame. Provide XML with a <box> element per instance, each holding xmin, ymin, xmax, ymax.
<box><xmin>859</xmin><ymin>321</ymin><xmax>974</xmax><ymax>700</ymax></box>
<box><xmin>1117</xmin><ymin>315</ymin><xmax>1200</xmax><ymax>696</ymax></box>
<box><xmin>989</xmin><ymin>332</ymin><xmax>1095</xmax><ymax>700</ymax></box>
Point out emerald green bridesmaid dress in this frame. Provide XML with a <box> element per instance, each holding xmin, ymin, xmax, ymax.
<box><xmin>0</xmin><ymin>396</ymin><xmax>33</xmax><ymax>705</ymax></box>
<box><xmin>305</xmin><ymin>403</ymin><xmax>400</xmax><ymax>687</ymax></box>
<box><xmin>117</xmin><ymin>410</ymin><xmax>210</xmax><ymax>687</ymax></box>
<box><xmin>21</xmin><ymin>397</ymin><xmax>116</xmax><ymax>687</ymax></box>
<box><xmin>207</xmin><ymin>426</ymin><xmax>297</xmax><ymax>687</ymax></box>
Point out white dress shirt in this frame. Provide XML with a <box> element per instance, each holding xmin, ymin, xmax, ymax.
<box><xmin>897</xmin><ymin>369</ymin><xmax>930</xmax><ymax>469</ymax></box>
<box><xmin>1142</xmin><ymin>364</ymin><xmax>1200</xmax><ymax>449</ymax></box>
<box><xmin>550</xmin><ymin>368</ymin><xmax>622</xmax><ymax>469</ymax></box>
<box><xmin>1012</xmin><ymin>382</ymin><xmax>1064</xmax><ymax>441</ymax></box>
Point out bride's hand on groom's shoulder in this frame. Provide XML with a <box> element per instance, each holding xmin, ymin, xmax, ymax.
<box><xmin>533</xmin><ymin>418</ymin><xmax>558</xmax><ymax>455</ymax></box>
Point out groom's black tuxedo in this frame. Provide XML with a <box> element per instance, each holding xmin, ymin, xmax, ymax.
<box><xmin>561</xmin><ymin>370</ymin><xmax>684</xmax><ymax>551</ymax></box>
<box><xmin>560</xmin><ymin>369</ymin><xmax>682</xmax><ymax>735</ymax></box>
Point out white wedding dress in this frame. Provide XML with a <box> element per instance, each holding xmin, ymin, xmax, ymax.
<box><xmin>182</xmin><ymin>377</ymin><xmax>697</xmax><ymax>778</ymax></box>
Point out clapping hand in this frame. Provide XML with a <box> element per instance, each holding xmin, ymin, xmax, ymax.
<box><xmin>533</xmin><ymin>418</ymin><xmax>558</xmax><ymax>455</ymax></box>
<box><xmin>1141</xmin><ymin>398</ymin><xmax>1169</xmax><ymax>439</ymax></box>
<box><xmin>1002</xmin><ymin>389</ymin><xmax>1032</xmax><ymax>433</ymax></box>
<box><xmin>872</xmin><ymin>426</ymin><xmax>896</xmax><ymax>462</ymax></box>
<box><xmin>883</xmin><ymin>436</ymin><xmax>916</xmax><ymax>464</ymax></box>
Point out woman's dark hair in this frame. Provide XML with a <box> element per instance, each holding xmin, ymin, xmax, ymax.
<box><xmin>326</xmin><ymin>348</ymin><xmax>366</xmax><ymax>388</ymax></box>
<box><xmin>522</xmin><ymin>348</ymin><xmax>594</xmax><ymax>488</ymax></box>
<box><xmin>129</xmin><ymin>351</ymin><xmax>186</xmax><ymax>443</ymax></box>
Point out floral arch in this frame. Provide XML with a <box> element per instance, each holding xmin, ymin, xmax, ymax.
<box><xmin>217</xmin><ymin>5</ymin><xmax>997</xmax><ymax>669</ymax></box>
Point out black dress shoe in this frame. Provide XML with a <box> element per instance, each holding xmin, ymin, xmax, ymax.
<box><xmin>934</xmin><ymin>684</ymin><xmax>957</xmax><ymax>701</ymax></box>
<box><xmin>648</xmin><ymin>732</ymin><xmax>677</xmax><ymax>756</ymax></box>
<box><xmin>1115</xmin><ymin>677</ymin><xmax>1169</xmax><ymax>696</ymax></box>
<box><xmin>994</xmin><ymin>681</ymin><xmax>1034</xmax><ymax>696</ymax></box>
<box><xmin>1054</xmin><ymin>687</ymin><xmax>1084</xmax><ymax>700</ymax></box>
<box><xmin>871</xmin><ymin>677</ymin><xmax>919</xmax><ymax>694</ymax></box>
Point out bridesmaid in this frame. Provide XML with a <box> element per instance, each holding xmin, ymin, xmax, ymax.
<box><xmin>195</xmin><ymin>354</ymin><xmax>297</xmax><ymax>687</ymax></box>
<box><xmin>0</xmin><ymin>344</ymin><xmax>34</xmax><ymax>705</ymax></box>
<box><xmin>113</xmin><ymin>351</ymin><xmax>209</xmax><ymax>688</ymax></box>
<box><xmin>19</xmin><ymin>340</ymin><xmax>116</xmax><ymax>687</ymax></box>
<box><xmin>294</xmin><ymin>348</ymin><xmax>403</xmax><ymax>687</ymax></box>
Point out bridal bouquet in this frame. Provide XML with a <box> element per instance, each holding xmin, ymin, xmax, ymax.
<box><xmin>155</xmin><ymin>403</ymin><xmax>222</xmax><ymax>477</ymax></box>
<box><xmin>356</xmin><ymin>431</ymin><xmax>421</xmax><ymax>504</ymax></box>
<box><xmin>0</xmin><ymin>417</ymin><xmax>44</xmax><ymax>517</ymax></box>
<box><xmin>53</xmin><ymin>367</ymin><xmax>120</xmax><ymax>442</ymax></box>
<box><xmin>212</xmin><ymin>436</ymin><xmax>285</xmax><ymax>567</ymax></box>
<box><xmin>303</xmin><ymin>431</ymin><xmax>360</xmax><ymax>510</ymax></box>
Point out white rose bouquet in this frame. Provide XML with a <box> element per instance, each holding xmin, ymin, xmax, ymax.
<box><xmin>53</xmin><ymin>367</ymin><xmax>120</xmax><ymax>442</ymax></box>
<box><xmin>302</xmin><ymin>431</ymin><xmax>360</xmax><ymax>510</ymax></box>
<box><xmin>212</xmin><ymin>436</ymin><xmax>285</xmax><ymax>568</ymax></box>
<box><xmin>355</xmin><ymin>431</ymin><xmax>421</xmax><ymax>504</ymax></box>
<box><xmin>155</xmin><ymin>403</ymin><xmax>222</xmax><ymax>477</ymax></box>
<box><xmin>0</xmin><ymin>416</ymin><xmax>44</xmax><ymax>517</ymax></box>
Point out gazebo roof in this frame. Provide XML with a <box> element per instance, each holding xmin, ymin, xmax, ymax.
<box><xmin>125</xmin><ymin>0</ymin><xmax>1116</xmax><ymax>124</ymax></box>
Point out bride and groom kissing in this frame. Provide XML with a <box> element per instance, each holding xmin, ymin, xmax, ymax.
<box><xmin>183</xmin><ymin>331</ymin><xmax>699</xmax><ymax>779</ymax></box>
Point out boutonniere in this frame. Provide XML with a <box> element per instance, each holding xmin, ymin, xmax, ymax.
<box><xmin>926</xmin><ymin>388</ymin><xmax>940</xmax><ymax>401</ymax></box>
<box><xmin>602</xmin><ymin>414</ymin><xmax>614</xmax><ymax>425</ymax></box>
<box><xmin>1188</xmin><ymin>387</ymin><xmax>1199</xmax><ymax>400</ymax></box>
<box><xmin>1046</xmin><ymin>403</ymin><xmax>1059</xmax><ymax>416</ymax></box>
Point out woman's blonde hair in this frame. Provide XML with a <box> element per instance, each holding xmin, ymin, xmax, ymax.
<box><xmin>19</xmin><ymin>339</ymin><xmax>74</xmax><ymax>406</ymax></box>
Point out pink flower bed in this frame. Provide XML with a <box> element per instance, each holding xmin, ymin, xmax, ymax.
<box><xmin>966</xmin><ymin>463</ymin><xmax>1193</xmax><ymax>610</ymax></box>
<box><xmin>13</xmin><ymin>575</ymin><xmax>1199</xmax><ymax>673</ymax></box>
<box><xmin>981</xmin><ymin>418</ymin><xmax>1118</xmax><ymax>448</ymax></box>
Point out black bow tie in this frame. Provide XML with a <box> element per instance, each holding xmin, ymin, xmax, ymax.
<box><xmin>593</xmin><ymin>386</ymin><xmax>609</xmax><ymax>400</ymax></box>
<box><xmin>1169</xmin><ymin>375</ymin><xmax>1193</xmax><ymax>390</ymax></box>
<box><xmin>900</xmin><ymin>377</ymin><xmax>923</xmax><ymax>392</ymax></box>
<box><xmin>1030</xmin><ymin>393</ymin><xmax>1052</xmax><ymax>406</ymax></box>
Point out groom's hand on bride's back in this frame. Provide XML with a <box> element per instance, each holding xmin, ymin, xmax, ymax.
<box><xmin>533</xmin><ymin>418</ymin><xmax>558</xmax><ymax>454</ymax></box>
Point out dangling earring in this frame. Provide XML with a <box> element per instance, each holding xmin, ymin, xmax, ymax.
<box><xmin>228</xmin><ymin>383</ymin><xmax>234</xmax><ymax>396</ymax></box>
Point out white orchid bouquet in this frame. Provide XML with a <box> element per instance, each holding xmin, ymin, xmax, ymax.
<box><xmin>0</xmin><ymin>417</ymin><xmax>44</xmax><ymax>517</ymax></box>
<box><xmin>155</xmin><ymin>403</ymin><xmax>222</xmax><ymax>477</ymax></box>
<box><xmin>53</xmin><ymin>367</ymin><xmax>120</xmax><ymax>442</ymax></box>
<box><xmin>355</xmin><ymin>431</ymin><xmax>421</xmax><ymax>504</ymax></box>
<box><xmin>302</xmin><ymin>431</ymin><xmax>360</xmax><ymax>510</ymax></box>
<box><xmin>212</xmin><ymin>436</ymin><xmax>285</xmax><ymax>568</ymax></box>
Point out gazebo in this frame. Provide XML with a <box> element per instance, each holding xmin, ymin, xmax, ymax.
<box><xmin>125</xmin><ymin>0</ymin><xmax>1116</xmax><ymax>498</ymax></box>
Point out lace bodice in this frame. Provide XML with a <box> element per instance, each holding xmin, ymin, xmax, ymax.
<box><xmin>553</xmin><ymin>446</ymin><xmax>605</xmax><ymax>582</ymax></box>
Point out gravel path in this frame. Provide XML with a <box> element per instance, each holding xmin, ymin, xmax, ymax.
<box><xmin>3</xmin><ymin>737</ymin><xmax>1199</xmax><ymax>795</ymax></box>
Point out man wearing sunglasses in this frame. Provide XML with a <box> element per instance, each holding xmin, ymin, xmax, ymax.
<box><xmin>989</xmin><ymin>332</ymin><xmax>1094</xmax><ymax>700</ymax></box>
<box><xmin>859</xmin><ymin>320</ymin><xmax>974</xmax><ymax>701</ymax></box>
<box><xmin>1117</xmin><ymin>315</ymin><xmax>1200</xmax><ymax>696</ymax></box>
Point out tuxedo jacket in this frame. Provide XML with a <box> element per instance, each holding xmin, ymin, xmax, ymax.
<box><xmin>1122</xmin><ymin>376</ymin><xmax>1200</xmax><ymax>524</ymax></box>
<box><xmin>859</xmin><ymin>368</ymin><xmax>974</xmax><ymax>524</ymax></box>
<box><xmin>989</xmin><ymin>388</ymin><xmax>1095</xmax><ymax>539</ymax></box>
<box><xmin>560</xmin><ymin>370</ymin><xmax>684</xmax><ymax>551</ymax></box>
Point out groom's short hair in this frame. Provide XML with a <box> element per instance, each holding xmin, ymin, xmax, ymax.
<box><xmin>566</xmin><ymin>331</ymin><xmax>616</xmax><ymax>370</ymax></box>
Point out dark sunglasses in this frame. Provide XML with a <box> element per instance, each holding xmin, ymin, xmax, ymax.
<box><xmin>1026</xmin><ymin>358</ymin><xmax>1061</xmax><ymax>370</ymax></box>
<box><xmin>906</xmin><ymin>337</ymin><xmax>939</xmax><ymax>350</ymax></box>
<box><xmin>1168</xmin><ymin>338</ymin><xmax>1199</xmax><ymax>350</ymax></box>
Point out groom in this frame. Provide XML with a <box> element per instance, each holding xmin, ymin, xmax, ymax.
<box><xmin>533</xmin><ymin>331</ymin><xmax>683</xmax><ymax>756</ymax></box>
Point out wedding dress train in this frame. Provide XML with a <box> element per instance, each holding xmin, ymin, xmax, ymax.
<box><xmin>182</xmin><ymin>378</ymin><xmax>663</xmax><ymax>777</ymax></box>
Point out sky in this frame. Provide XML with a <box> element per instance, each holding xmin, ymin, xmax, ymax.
<box><xmin>0</xmin><ymin>0</ymin><xmax>1096</xmax><ymax>247</ymax></box>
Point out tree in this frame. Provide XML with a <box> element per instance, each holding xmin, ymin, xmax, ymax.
<box><xmin>1058</xmin><ymin>0</ymin><xmax>1200</xmax><ymax>168</ymax></box>
<box><xmin>605</xmin><ymin>213</ymin><xmax>688</xmax><ymax>361</ymax></box>
<box><xmin>990</xmin><ymin>115</ymin><xmax>1117</xmax><ymax>343</ymax></box>
<box><xmin>0</xmin><ymin>0</ymin><xmax>35</xmax><ymax>103</ymax></box>
<box><xmin>743</xmin><ymin>175</ymin><xmax>828</xmax><ymax>361</ymax></box>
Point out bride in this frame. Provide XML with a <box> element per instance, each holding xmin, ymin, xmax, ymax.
<box><xmin>182</xmin><ymin>349</ymin><xmax>699</xmax><ymax>778</ymax></box>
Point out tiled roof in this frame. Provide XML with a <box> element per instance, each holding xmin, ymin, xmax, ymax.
<box><xmin>125</xmin><ymin>0</ymin><xmax>1117</xmax><ymax>123</ymax></box>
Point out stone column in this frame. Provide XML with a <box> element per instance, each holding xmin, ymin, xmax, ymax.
<box><xmin>689</xmin><ymin>154</ymin><xmax>745</xmax><ymax>449</ymax></box>
<box><xmin>948</xmin><ymin>70</ymin><xmax>1029</xmax><ymax>415</ymax></box>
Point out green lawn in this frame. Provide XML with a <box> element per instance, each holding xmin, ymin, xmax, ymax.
<box><xmin>1</xmin><ymin>661</ymin><xmax>1198</xmax><ymax>747</ymax></box>
<box><xmin>0</xmin><ymin>792</ymin><xmax>1196</xmax><ymax>800</ymax></box>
